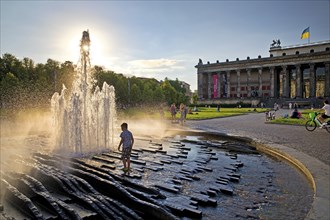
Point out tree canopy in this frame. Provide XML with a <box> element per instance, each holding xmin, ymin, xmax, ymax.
<box><xmin>0</xmin><ymin>53</ymin><xmax>192</xmax><ymax>109</ymax></box>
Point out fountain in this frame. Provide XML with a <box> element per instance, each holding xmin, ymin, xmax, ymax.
<box><xmin>51</xmin><ymin>30</ymin><xmax>116</xmax><ymax>154</ymax></box>
<box><xmin>0</xmin><ymin>30</ymin><xmax>314</xmax><ymax>220</ymax></box>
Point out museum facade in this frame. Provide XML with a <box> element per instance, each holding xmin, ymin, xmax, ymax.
<box><xmin>196</xmin><ymin>40</ymin><xmax>330</xmax><ymax>106</ymax></box>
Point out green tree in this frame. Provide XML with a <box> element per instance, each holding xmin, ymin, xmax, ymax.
<box><xmin>161</xmin><ymin>80</ymin><xmax>177</xmax><ymax>105</ymax></box>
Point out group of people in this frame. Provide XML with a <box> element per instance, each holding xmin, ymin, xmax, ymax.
<box><xmin>170</xmin><ymin>103</ymin><xmax>188</xmax><ymax>125</ymax></box>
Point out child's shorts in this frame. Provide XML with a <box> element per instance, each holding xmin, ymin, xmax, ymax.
<box><xmin>121</xmin><ymin>147</ymin><xmax>132</xmax><ymax>159</ymax></box>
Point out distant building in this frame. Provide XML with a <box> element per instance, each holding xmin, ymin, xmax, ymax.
<box><xmin>180</xmin><ymin>81</ymin><xmax>192</xmax><ymax>97</ymax></box>
<box><xmin>195</xmin><ymin>40</ymin><xmax>330</xmax><ymax>106</ymax></box>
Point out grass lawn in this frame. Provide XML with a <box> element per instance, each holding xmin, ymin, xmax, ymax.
<box><xmin>267</xmin><ymin>109</ymin><xmax>322</xmax><ymax>126</ymax></box>
<box><xmin>119</xmin><ymin>107</ymin><xmax>268</xmax><ymax>120</ymax></box>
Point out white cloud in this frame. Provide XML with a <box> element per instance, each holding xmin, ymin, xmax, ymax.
<box><xmin>128</xmin><ymin>58</ymin><xmax>182</xmax><ymax>70</ymax></box>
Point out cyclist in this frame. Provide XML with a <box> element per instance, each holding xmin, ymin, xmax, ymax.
<box><xmin>318</xmin><ymin>100</ymin><xmax>330</xmax><ymax>126</ymax></box>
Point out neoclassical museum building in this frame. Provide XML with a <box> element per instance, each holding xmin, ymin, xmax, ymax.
<box><xmin>196</xmin><ymin>40</ymin><xmax>330</xmax><ymax>107</ymax></box>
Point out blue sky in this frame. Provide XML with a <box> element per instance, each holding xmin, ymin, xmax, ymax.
<box><xmin>1</xmin><ymin>0</ymin><xmax>329</xmax><ymax>91</ymax></box>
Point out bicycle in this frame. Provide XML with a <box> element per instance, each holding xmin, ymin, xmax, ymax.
<box><xmin>305</xmin><ymin>112</ymin><xmax>330</xmax><ymax>133</ymax></box>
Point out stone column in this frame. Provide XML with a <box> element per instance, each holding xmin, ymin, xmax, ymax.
<box><xmin>258</xmin><ymin>68</ymin><xmax>263</xmax><ymax>97</ymax></box>
<box><xmin>269</xmin><ymin>67</ymin><xmax>275</xmax><ymax>97</ymax></box>
<box><xmin>325</xmin><ymin>62</ymin><xmax>330</xmax><ymax>98</ymax></box>
<box><xmin>246</xmin><ymin>69</ymin><xmax>251</xmax><ymax>97</ymax></box>
<box><xmin>197</xmin><ymin>72</ymin><xmax>203</xmax><ymax>100</ymax></box>
<box><xmin>236</xmin><ymin>70</ymin><xmax>241</xmax><ymax>98</ymax></box>
<box><xmin>227</xmin><ymin>71</ymin><xmax>231</xmax><ymax>98</ymax></box>
<box><xmin>282</xmin><ymin>65</ymin><xmax>289</xmax><ymax>98</ymax></box>
<box><xmin>309</xmin><ymin>63</ymin><xmax>316</xmax><ymax>98</ymax></box>
<box><xmin>296</xmin><ymin>65</ymin><xmax>302</xmax><ymax>98</ymax></box>
<box><xmin>217</xmin><ymin>72</ymin><xmax>221</xmax><ymax>98</ymax></box>
<box><xmin>208</xmin><ymin>72</ymin><xmax>212</xmax><ymax>99</ymax></box>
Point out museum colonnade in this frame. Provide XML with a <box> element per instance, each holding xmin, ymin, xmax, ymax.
<box><xmin>198</xmin><ymin>62</ymin><xmax>330</xmax><ymax>100</ymax></box>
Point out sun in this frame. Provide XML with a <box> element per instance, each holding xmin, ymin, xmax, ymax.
<box><xmin>66</xmin><ymin>29</ymin><xmax>108</xmax><ymax>67</ymax></box>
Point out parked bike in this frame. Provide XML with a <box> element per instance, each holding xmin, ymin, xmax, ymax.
<box><xmin>305</xmin><ymin>112</ymin><xmax>330</xmax><ymax>133</ymax></box>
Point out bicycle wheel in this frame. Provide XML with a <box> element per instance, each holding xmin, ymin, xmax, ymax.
<box><xmin>325</xmin><ymin>126</ymin><xmax>330</xmax><ymax>133</ymax></box>
<box><xmin>305</xmin><ymin>120</ymin><xmax>317</xmax><ymax>131</ymax></box>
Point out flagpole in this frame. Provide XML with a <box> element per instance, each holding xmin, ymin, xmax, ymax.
<box><xmin>308</xmin><ymin>26</ymin><xmax>310</xmax><ymax>44</ymax></box>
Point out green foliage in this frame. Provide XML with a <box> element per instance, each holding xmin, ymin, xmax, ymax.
<box><xmin>1</xmin><ymin>53</ymin><xmax>190</xmax><ymax>109</ymax></box>
<box><xmin>120</xmin><ymin>107</ymin><xmax>267</xmax><ymax>120</ymax></box>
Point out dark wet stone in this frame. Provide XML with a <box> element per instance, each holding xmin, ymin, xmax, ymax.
<box><xmin>190</xmin><ymin>193</ymin><xmax>217</xmax><ymax>206</ymax></box>
<box><xmin>141</xmin><ymin>148</ymin><xmax>157</xmax><ymax>153</ymax></box>
<box><xmin>216</xmin><ymin>180</ymin><xmax>228</xmax><ymax>185</ymax></box>
<box><xmin>156</xmin><ymin>150</ymin><xmax>167</xmax><ymax>154</ymax></box>
<box><xmin>160</xmin><ymin>159</ymin><xmax>171</xmax><ymax>164</ymax></box>
<box><xmin>154</xmin><ymin>184</ymin><xmax>180</xmax><ymax>193</ymax></box>
<box><xmin>92</xmin><ymin>156</ymin><xmax>115</xmax><ymax>164</ymax></box>
<box><xmin>217</xmin><ymin>185</ymin><xmax>234</xmax><ymax>195</ymax></box>
<box><xmin>101</xmin><ymin>164</ymin><xmax>116</xmax><ymax>170</ymax></box>
<box><xmin>196</xmin><ymin>165</ymin><xmax>212</xmax><ymax>172</ymax></box>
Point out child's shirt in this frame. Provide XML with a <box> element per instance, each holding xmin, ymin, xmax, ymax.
<box><xmin>120</xmin><ymin>130</ymin><xmax>133</xmax><ymax>149</ymax></box>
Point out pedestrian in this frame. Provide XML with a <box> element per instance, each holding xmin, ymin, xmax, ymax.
<box><xmin>179</xmin><ymin>103</ymin><xmax>186</xmax><ymax>125</ymax></box>
<box><xmin>170</xmin><ymin>103</ymin><xmax>177</xmax><ymax>122</ymax></box>
<box><xmin>118</xmin><ymin>122</ymin><xmax>134</xmax><ymax>173</ymax></box>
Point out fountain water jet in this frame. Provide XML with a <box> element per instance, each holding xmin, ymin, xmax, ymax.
<box><xmin>51</xmin><ymin>30</ymin><xmax>116</xmax><ymax>154</ymax></box>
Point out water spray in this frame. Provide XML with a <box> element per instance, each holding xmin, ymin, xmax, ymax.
<box><xmin>51</xmin><ymin>30</ymin><xmax>116</xmax><ymax>154</ymax></box>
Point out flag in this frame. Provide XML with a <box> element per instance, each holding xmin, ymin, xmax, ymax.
<box><xmin>301</xmin><ymin>27</ymin><xmax>310</xmax><ymax>39</ymax></box>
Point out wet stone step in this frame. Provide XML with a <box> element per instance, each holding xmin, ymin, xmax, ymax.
<box><xmin>224</xmin><ymin>166</ymin><xmax>237</xmax><ymax>172</ymax></box>
<box><xmin>195</xmin><ymin>160</ymin><xmax>208</xmax><ymax>164</ymax></box>
<box><xmin>217</xmin><ymin>184</ymin><xmax>234</xmax><ymax>195</ymax></box>
<box><xmin>229</xmin><ymin>176</ymin><xmax>240</xmax><ymax>182</ymax></box>
<box><xmin>160</xmin><ymin>159</ymin><xmax>172</xmax><ymax>164</ymax></box>
<box><xmin>100</xmin><ymin>164</ymin><xmax>116</xmax><ymax>170</ymax></box>
<box><xmin>179</xmin><ymin>151</ymin><xmax>189</xmax><ymax>155</ymax></box>
<box><xmin>229</xmin><ymin>173</ymin><xmax>240</xmax><ymax>178</ymax></box>
<box><xmin>112</xmin><ymin>151</ymin><xmax>139</xmax><ymax>158</ymax></box>
<box><xmin>177</xmin><ymin>154</ymin><xmax>188</xmax><ymax>159</ymax></box>
<box><xmin>175</xmin><ymin>175</ymin><xmax>193</xmax><ymax>181</ymax></box>
<box><xmin>210</xmin><ymin>156</ymin><xmax>218</xmax><ymax>160</ymax></box>
<box><xmin>102</xmin><ymin>153</ymin><xmax>121</xmax><ymax>160</ymax></box>
<box><xmin>201</xmin><ymin>189</ymin><xmax>217</xmax><ymax>197</ymax></box>
<box><xmin>165</xmin><ymin>203</ymin><xmax>202</xmax><ymax>219</ymax></box>
<box><xmin>172</xmin><ymin>179</ymin><xmax>182</xmax><ymax>185</ymax></box>
<box><xmin>145</xmin><ymin>166</ymin><xmax>163</xmax><ymax>172</ymax></box>
<box><xmin>232</xmin><ymin>162</ymin><xmax>244</xmax><ymax>168</ymax></box>
<box><xmin>130</xmin><ymin>159</ymin><xmax>147</xmax><ymax>165</ymax></box>
<box><xmin>154</xmin><ymin>183</ymin><xmax>179</xmax><ymax>193</ymax></box>
<box><xmin>156</xmin><ymin>149</ymin><xmax>167</xmax><ymax>154</ymax></box>
<box><xmin>150</xmin><ymin>143</ymin><xmax>162</xmax><ymax>146</ymax></box>
<box><xmin>217</xmin><ymin>177</ymin><xmax>230</xmax><ymax>183</ymax></box>
<box><xmin>170</xmin><ymin>146</ymin><xmax>191</xmax><ymax>151</ymax></box>
<box><xmin>196</xmin><ymin>165</ymin><xmax>213</xmax><ymax>172</ymax></box>
<box><xmin>131</xmin><ymin>149</ymin><xmax>143</xmax><ymax>153</ymax></box>
<box><xmin>141</xmin><ymin>148</ymin><xmax>158</xmax><ymax>153</ymax></box>
<box><xmin>190</xmin><ymin>193</ymin><xmax>217</xmax><ymax>206</ymax></box>
<box><xmin>149</xmin><ymin>145</ymin><xmax>163</xmax><ymax>150</ymax></box>
<box><xmin>216</xmin><ymin>180</ymin><xmax>229</xmax><ymax>185</ymax></box>
<box><xmin>92</xmin><ymin>156</ymin><xmax>115</xmax><ymax>164</ymax></box>
<box><xmin>169</xmin><ymin>160</ymin><xmax>184</xmax><ymax>165</ymax></box>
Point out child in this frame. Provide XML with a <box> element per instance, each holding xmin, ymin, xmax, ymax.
<box><xmin>118</xmin><ymin>123</ymin><xmax>134</xmax><ymax>173</ymax></box>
